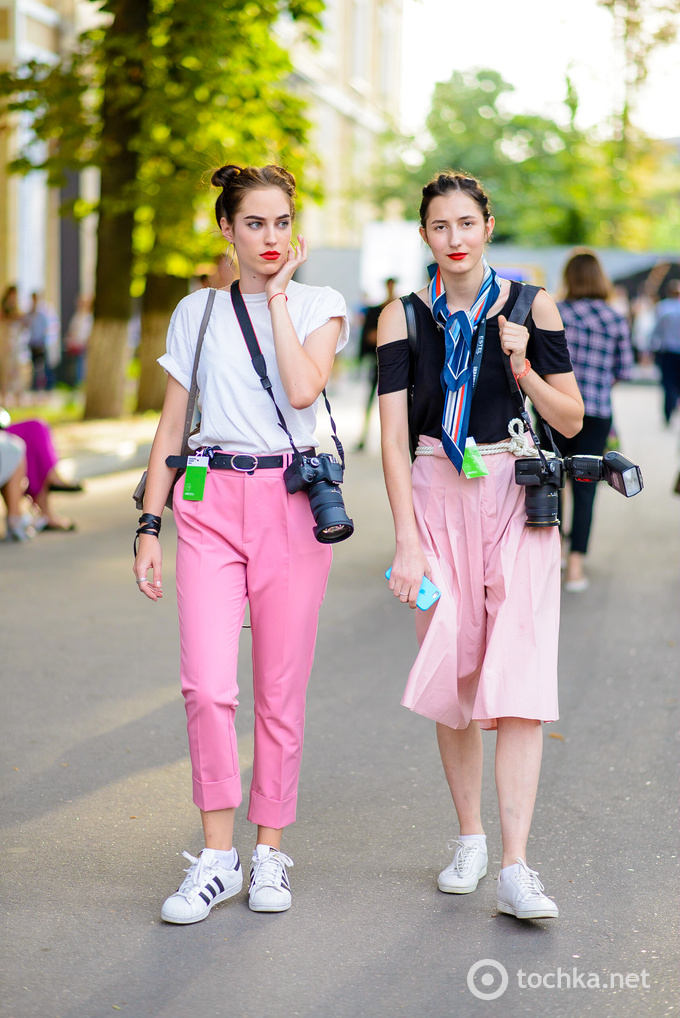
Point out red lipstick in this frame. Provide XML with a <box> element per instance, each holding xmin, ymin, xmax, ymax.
<box><xmin>260</xmin><ymin>251</ymin><xmax>280</xmax><ymax>261</ymax></box>
<box><xmin>448</xmin><ymin>253</ymin><xmax>467</xmax><ymax>261</ymax></box>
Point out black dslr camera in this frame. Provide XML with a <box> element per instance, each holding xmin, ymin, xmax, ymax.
<box><xmin>515</xmin><ymin>450</ymin><xmax>644</xmax><ymax>528</ymax></box>
<box><xmin>284</xmin><ymin>453</ymin><xmax>354</xmax><ymax>543</ymax></box>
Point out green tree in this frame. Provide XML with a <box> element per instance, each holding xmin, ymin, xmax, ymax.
<box><xmin>0</xmin><ymin>0</ymin><xmax>322</xmax><ymax>418</ymax></box>
<box><xmin>598</xmin><ymin>0</ymin><xmax>680</xmax><ymax>154</ymax></box>
<box><xmin>376</xmin><ymin>67</ymin><xmax>680</xmax><ymax>251</ymax></box>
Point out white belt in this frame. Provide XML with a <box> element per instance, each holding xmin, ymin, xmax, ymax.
<box><xmin>414</xmin><ymin>418</ymin><xmax>540</xmax><ymax>459</ymax></box>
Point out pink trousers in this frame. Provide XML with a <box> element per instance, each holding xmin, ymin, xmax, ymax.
<box><xmin>402</xmin><ymin>438</ymin><xmax>561</xmax><ymax>730</ymax></box>
<box><xmin>173</xmin><ymin>463</ymin><xmax>332</xmax><ymax>828</ymax></box>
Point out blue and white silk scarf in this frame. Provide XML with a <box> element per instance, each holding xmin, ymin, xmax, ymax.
<box><xmin>430</xmin><ymin>256</ymin><xmax>500</xmax><ymax>472</ymax></box>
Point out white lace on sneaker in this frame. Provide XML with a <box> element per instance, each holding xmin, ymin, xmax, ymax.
<box><xmin>512</xmin><ymin>859</ymin><xmax>547</xmax><ymax>899</ymax></box>
<box><xmin>161</xmin><ymin>849</ymin><xmax>242</xmax><ymax>925</ymax></box>
<box><xmin>249</xmin><ymin>849</ymin><xmax>294</xmax><ymax>913</ymax></box>
<box><xmin>438</xmin><ymin>838</ymin><xmax>488</xmax><ymax>894</ymax></box>
<box><xmin>496</xmin><ymin>857</ymin><xmax>558</xmax><ymax>919</ymax></box>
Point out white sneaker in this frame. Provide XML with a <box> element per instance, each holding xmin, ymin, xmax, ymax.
<box><xmin>161</xmin><ymin>849</ymin><xmax>243</xmax><ymax>924</ymax></box>
<box><xmin>496</xmin><ymin>858</ymin><xmax>558</xmax><ymax>919</ymax></box>
<box><xmin>4</xmin><ymin>515</ymin><xmax>35</xmax><ymax>542</ymax></box>
<box><xmin>248</xmin><ymin>846</ymin><xmax>293</xmax><ymax>913</ymax></box>
<box><xmin>437</xmin><ymin>838</ymin><xmax>488</xmax><ymax>894</ymax></box>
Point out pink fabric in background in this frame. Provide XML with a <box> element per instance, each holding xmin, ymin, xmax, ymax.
<box><xmin>173</xmin><ymin>464</ymin><xmax>332</xmax><ymax>829</ymax></box>
<box><xmin>6</xmin><ymin>419</ymin><xmax>58</xmax><ymax>497</ymax></box>
<box><xmin>402</xmin><ymin>437</ymin><xmax>561</xmax><ymax>731</ymax></box>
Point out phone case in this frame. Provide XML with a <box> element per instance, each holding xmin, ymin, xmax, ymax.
<box><xmin>385</xmin><ymin>569</ymin><xmax>441</xmax><ymax>610</ymax></box>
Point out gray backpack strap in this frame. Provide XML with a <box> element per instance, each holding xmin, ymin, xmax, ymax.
<box><xmin>507</xmin><ymin>283</ymin><xmax>541</xmax><ymax>326</ymax></box>
<box><xmin>180</xmin><ymin>287</ymin><xmax>216</xmax><ymax>456</ymax></box>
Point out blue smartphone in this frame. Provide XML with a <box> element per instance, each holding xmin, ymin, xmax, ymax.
<box><xmin>385</xmin><ymin>568</ymin><xmax>441</xmax><ymax>610</ymax></box>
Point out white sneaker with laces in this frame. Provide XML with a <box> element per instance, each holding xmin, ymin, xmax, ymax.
<box><xmin>161</xmin><ymin>848</ymin><xmax>243</xmax><ymax>924</ymax></box>
<box><xmin>437</xmin><ymin>838</ymin><xmax>488</xmax><ymax>894</ymax></box>
<box><xmin>248</xmin><ymin>846</ymin><xmax>294</xmax><ymax>913</ymax></box>
<box><xmin>496</xmin><ymin>858</ymin><xmax>558</xmax><ymax>919</ymax></box>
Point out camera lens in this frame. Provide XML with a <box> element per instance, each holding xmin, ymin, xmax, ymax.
<box><xmin>308</xmin><ymin>480</ymin><xmax>354</xmax><ymax>543</ymax></box>
<box><xmin>524</xmin><ymin>483</ymin><xmax>560</xmax><ymax>527</ymax></box>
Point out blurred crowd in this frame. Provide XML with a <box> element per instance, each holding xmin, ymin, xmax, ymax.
<box><xmin>0</xmin><ymin>285</ymin><xmax>93</xmax><ymax>407</ymax></box>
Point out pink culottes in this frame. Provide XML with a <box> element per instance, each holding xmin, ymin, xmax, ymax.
<box><xmin>173</xmin><ymin>462</ymin><xmax>332</xmax><ymax>828</ymax></box>
<box><xmin>402</xmin><ymin>437</ymin><xmax>561</xmax><ymax>730</ymax></box>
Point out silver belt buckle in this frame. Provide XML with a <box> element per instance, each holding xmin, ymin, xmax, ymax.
<box><xmin>231</xmin><ymin>454</ymin><xmax>258</xmax><ymax>474</ymax></box>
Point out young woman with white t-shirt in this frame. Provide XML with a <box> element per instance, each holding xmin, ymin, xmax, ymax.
<box><xmin>133</xmin><ymin>164</ymin><xmax>349</xmax><ymax>922</ymax></box>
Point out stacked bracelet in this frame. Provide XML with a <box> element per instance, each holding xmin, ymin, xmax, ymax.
<box><xmin>134</xmin><ymin>512</ymin><xmax>162</xmax><ymax>557</ymax></box>
<box><xmin>513</xmin><ymin>358</ymin><xmax>531</xmax><ymax>382</ymax></box>
<box><xmin>267</xmin><ymin>292</ymin><xmax>288</xmax><ymax>308</ymax></box>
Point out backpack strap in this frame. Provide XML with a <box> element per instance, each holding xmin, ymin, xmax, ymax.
<box><xmin>507</xmin><ymin>283</ymin><xmax>541</xmax><ymax>327</ymax></box>
<box><xmin>399</xmin><ymin>295</ymin><xmax>418</xmax><ymax>461</ymax></box>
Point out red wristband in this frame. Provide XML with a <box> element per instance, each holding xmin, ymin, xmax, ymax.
<box><xmin>267</xmin><ymin>292</ymin><xmax>288</xmax><ymax>308</ymax></box>
<box><xmin>513</xmin><ymin>358</ymin><xmax>531</xmax><ymax>381</ymax></box>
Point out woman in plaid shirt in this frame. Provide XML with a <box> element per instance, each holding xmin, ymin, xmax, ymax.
<box><xmin>556</xmin><ymin>250</ymin><xmax>634</xmax><ymax>591</ymax></box>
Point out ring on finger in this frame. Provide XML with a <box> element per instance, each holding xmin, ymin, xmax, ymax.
<box><xmin>135</xmin><ymin>577</ymin><xmax>146</xmax><ymax>586</ymax></box>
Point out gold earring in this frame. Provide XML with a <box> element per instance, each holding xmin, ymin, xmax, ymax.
<box><xmin>225</xmin><ymin>242</ymin><xmax>235</xmax><ymax>267</ymax></box>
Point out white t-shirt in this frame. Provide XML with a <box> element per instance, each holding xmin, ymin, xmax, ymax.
<box><xmin>158</xmin><ymin>281</ymin><xmax>349</xmax><ymax>455</ymax></box>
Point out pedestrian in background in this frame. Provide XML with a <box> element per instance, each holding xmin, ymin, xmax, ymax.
<box><xmin>63</xmin><ymin>295</ymin><xmax>93</xmax><ymax>388</ymax></box>
<box><xmin>378</xmin><ymin>171</ymin><xmax>583</xmax><ymax>921</ymax></box>
<box><xmin>0</xmin><ymin>285</ymin><xmax>23</xmax><ymax>405</ymax></box>
<box><xmin>650</xmin><ymin>279</ymin><xmax>680</xmax><ymax>425</ymax></box>
<box><xmin>556</xmin><ymin>250</ymin><xmax>634</xmax><ymax>592</ymax></box>
<box><xmin>24</xmin><ymin>293</ymin><xmax>49</xmax><ymax>392</ymax></box>
<box><xmin>133</xmin><ymin>164</ymin><xmax>349</xmax><ymax>924</ymax></box>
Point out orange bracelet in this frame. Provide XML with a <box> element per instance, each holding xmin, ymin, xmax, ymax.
<box><xmin>513</xmin><ymin>358</ymin><xmax>531</xmax><ymax>381</ymax></box>
<box><xmin>267</xmin><ymin>292</ymin><xmax>288</xmax><ymax>308</ymax></box>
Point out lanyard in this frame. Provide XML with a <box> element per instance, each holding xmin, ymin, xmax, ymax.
<box><xmin>470</xmin><ymin>318</ymin><xmax>487</xmax><ymax>397</ymax></box>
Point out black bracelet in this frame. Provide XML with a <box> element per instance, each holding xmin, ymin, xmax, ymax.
<box><xmin>134</xmin><ymin>513</ymin><xmax>162</xmax><ymax>557</ymax></box>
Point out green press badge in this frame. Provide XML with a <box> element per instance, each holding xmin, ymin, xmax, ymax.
<box><xmin>183</xmin><ymin>455</ymin><xmax>209</xmax><ymax>500</ymax></box>
<box><xmin>462</xmin><ymin>438</ymin><xmax>489</xmax><ymax>479</ymax></box>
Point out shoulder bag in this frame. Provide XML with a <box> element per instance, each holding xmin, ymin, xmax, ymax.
<box><xmin>132</xmin><ymin>287</ymin><xmax>216</xmax><ymax>511</ymax></box>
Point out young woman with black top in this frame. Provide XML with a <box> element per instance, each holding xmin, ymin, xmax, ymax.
<box><xmin>377</xmin><ymin>172</ymin><xmax>583</xmax><ymax>920</ymax></box>
<box><xmin>133</xmin><ymin>164</ymin><xmax>348</xmax><ymax>922</ymax></box>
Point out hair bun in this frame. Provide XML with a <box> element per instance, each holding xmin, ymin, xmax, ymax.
<box><xmin>211</xmin><ymin>164</ymin><xmax>242</xmax><ymax>189</ymax></box>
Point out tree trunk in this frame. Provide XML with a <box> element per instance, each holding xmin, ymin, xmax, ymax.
<box><xmin>136</xmin><ymin>273</ymin><xmax>189</xmax><ymax>412</ymax></box>
<box><xmin>83</xmin><ymin>0</ymin><xmax>150</xmax><ymax>420</ymax></box>
<box><xmin>84</xmin><ymin>318</ymin><xmax>131</xmax><ymax>419</ymax></box>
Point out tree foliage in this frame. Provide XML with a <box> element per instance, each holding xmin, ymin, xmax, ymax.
<box><xmin>376</xmin><ymin>68</ymin><xmax>680</xmax><ymax>251</ymax></box>
<box><xmin>598</xmin><ymin>0</ymin><xmax>680</xmax><ymax>149</ymax></box>
<box><xmin>0</xmin><ymin>0</ymin><xmax>323</xmax><ymax>416</ymax></box>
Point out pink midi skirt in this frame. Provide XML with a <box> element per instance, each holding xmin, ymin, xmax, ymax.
<box><xmin>401</xmin><ymin>437</ymin><xmax>561</xmax><ymax>730</ymax></box>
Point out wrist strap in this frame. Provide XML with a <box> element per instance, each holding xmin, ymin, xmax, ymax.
<box><xmin>134</xmin><ymin>513</ymin><xmax>161</xmax><ymax>557</ymax></box>
<box><xmin>230</xmin><ymin>280</ymin><xmax>345</xmax><ymax>469</ymax></box>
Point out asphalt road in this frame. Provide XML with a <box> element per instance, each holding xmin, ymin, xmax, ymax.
<box><xmin>1</xmin><ymin>383</ymin><xmax>678</xmax><ymax>1018</ymax></box>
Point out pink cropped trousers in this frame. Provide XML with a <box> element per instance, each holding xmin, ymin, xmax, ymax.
<box><xmin>173</xmin><ymin>463</ymin><xmax>332</xmax><ymax>828</ymax></box>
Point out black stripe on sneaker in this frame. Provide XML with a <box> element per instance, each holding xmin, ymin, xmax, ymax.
<box><xmin>199</xmin><ymin>891</ymin><xmax>211</xmax><ymax>905</ymax></box>
<box><xmin>205</xmin><ymin>883</ymin><xmax>218</xmax><ymax>899</ymax></box>
<box><xmin>213</xmin><ymin>876</ymin><xmax>225</xmax><ymax>893</ymax></box>
<box><xmin>281</xmin><ymin>872</ymin><xmax>290</xmax><ymax>890</ymax></box>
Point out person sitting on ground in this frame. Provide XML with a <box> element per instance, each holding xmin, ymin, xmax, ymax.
<box><xmin>0</xmin><ymin>430</ymin><xmax>33</xmax><ymax>541</ymax></box>
<box><xmin>1</xmin><ymin>410</ymin><xmax>82</xmax><ymax>531</ymax></box>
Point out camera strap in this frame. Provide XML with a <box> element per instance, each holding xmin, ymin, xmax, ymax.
<box><xmin>502</xmin><ymin>283</ymin><xmax>560</xmax><ymax>469</ymax></box>
<box><xmin>230</xmin><ymin>281</ymin><xmax>346</xmax><ymax>469</ymax></box>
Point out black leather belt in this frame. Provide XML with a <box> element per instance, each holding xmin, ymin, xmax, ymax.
<box><xmin>166</xmin><ymin>453</ymin><xmax>283</xmax><ymax>472</ymax></box>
